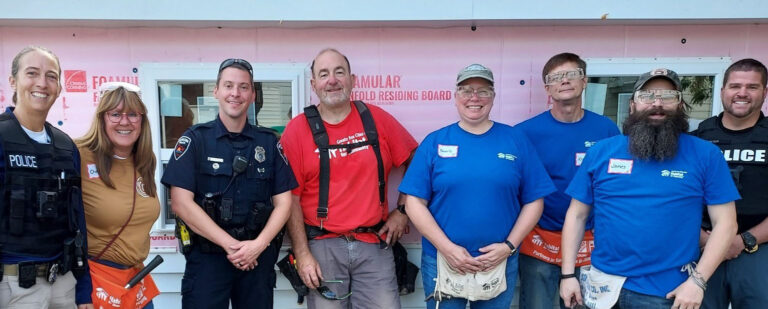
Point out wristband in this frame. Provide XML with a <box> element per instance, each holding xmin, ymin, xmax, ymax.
<box><xmin>503</xmin><ymin>240</ymin><xmax>516</xmax><ymax>256</ymax></box>
<box><xmin>560</xmin><ymin>273</ymin><xmax>577</xmax><ymax>280</ymax></box>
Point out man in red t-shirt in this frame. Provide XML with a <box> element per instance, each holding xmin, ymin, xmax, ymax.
<box><xmin>281</xmin><ymin>48</ymin><xmax>417</xmax><ymax>308</ymax></box>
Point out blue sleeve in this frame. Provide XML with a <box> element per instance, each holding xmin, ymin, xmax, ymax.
<box><xmin>565</xmin><ymin>147</ymin><xmax>597</xmax><ymax>206</ymax></box>
<box><xmin>72</xmin><ymin>146</ymin><xmax>93</xmax><ymax>305</ymax></box>
<box><xmin>702</xmin><ymin>143</ymin><xmax>741</xmax><ymax>205</ymax></box>
<box><xmin>272</xmin><ymin>138</ymin><xmax>298</xmax><ymax>195</ymax></box>
<box><xmin>161</xmin><ymin>130</ymin><xmax>198</xmax><ymax>191</ymax></box>
<box><xmin>515</xmin><ymin>130</ymin><xmax>556</xmax><ymax>204</ymax></box>
<box><xmin>398</xmin><ymin>135</ymin><xmax>434</xmax><ymax>201</ymax></box>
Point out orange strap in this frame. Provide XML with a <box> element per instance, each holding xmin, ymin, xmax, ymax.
<box><xmin>89</xmin><ymin>260</ymin><xmax>159</xmax><ymax>309</ymax></box>
<box><xmin>518</xmin><ymin>226</ymin><xmax>594</xmax><ymax>267</ymax></box>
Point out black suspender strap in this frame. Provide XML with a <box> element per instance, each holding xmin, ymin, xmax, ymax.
<box><xmin>304</xmin><ymin>105</ymin><xmax>331</xmax><ymax>227</ymax></box>
<box><xmin>303</xmin><ymin>101</ymin><xmax>385</xmax><ymax>230</ymax></box>
<box><xmin>353</xmin><ymin>101</ymin><xmax>386</xmax><ymax>204</ymax></box>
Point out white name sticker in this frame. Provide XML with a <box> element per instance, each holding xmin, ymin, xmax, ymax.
<box><xmin>87</xmin><ymin>163</ymin><xmax>100</xmax><ymax>179</ymax></box>
<box><xmin>575</xmin><ymin>152</ymin><xmax>586</xmax><ymax>166</ymax></box>
<box><xmin>437</xmin><ymin>144</ymin><xmax>458</xmax><ymax>158</ymax></box>
<box><xmin>607</xmin><ymin>159</ymin><xmax>633</xmax><ymax>174</ymax></box>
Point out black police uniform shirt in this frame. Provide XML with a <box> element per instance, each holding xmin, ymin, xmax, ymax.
<box><xmin>0</xmin><ymin>107</ymin><xmax>93</xmax><ymax>304</ymax></box>
<box><xmin>161</xmin><ymin>116</ymin><xmax>297</xmax><ymax>227</ymax></box>
<box><xmin>695</xmin><ymin>112</ymin><xmax>768</xmax><ymax>233</ymax></box>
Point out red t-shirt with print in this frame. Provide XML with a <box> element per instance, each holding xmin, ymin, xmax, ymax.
<box><xmin>280</xmin><ymin>102</ymin><xmax>417</xmax><ymax>243</ymax></box>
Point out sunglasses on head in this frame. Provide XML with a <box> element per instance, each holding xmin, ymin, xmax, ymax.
<box><xmin>219</xmin><ymin>58</ymin><xmax>253</xmax><ymax>77</ymax></box>
<box><xmin>98</xmin><ymin>82</ymin><xmax>141</xmax><ymax>96</ymax></box>
<box><xmin>317</xmin><ymin>280</ymin><xmax>351</xmax><ymax>301</ymax></box>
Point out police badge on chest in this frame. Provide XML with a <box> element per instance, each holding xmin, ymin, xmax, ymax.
<box><xmin>255</xmin><ymin>146</ymin><xmax>267</xmax><ymax>174</ymax></box>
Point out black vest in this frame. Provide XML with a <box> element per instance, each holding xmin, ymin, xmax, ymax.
<box><xmin>0</xmin><ymin>113</ymin><xmax>79</xmax><ymax>257</ymax></box>
<box><xmin>188</xmin><ymin>121</ymin><xmax>275</xmax><ymax>246</ymax></box>
<box><xmin>695</xmin><ymin>114</ymin><xmax>768</xmax><ymax>216</ymax></box>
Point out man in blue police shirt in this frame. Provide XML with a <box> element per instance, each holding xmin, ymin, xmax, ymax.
<box><xmin>162</xmin><ymin>58</ymin><xmax>297</xmax><ymax>309</ymax></box>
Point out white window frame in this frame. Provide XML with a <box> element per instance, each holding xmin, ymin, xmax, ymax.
<box><xmin>585</xmin><ymin>57</ymin><xmax>733</xmax><ymax>115</ymax></box>
<box><xmin>139</xmin><ymin>62</ymin><xmax>310</xmax><ymax>231</ymax></box>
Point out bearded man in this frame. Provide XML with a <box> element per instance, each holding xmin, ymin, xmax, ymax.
<box><xmin>558</xmin><ymin>68</ymin><xmax>739</xmax><ymax>309</ymax></box>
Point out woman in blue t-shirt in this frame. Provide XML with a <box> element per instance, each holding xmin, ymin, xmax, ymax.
<box><xmin>399</xmin><ymin>64</ymin><xmax>555</xmax><ymax>309</ymax></box>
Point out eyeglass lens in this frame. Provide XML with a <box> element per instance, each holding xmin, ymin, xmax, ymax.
<box><xmin>108</xmin><ymin>112</ymin><xmax>142</xmax><ymax>123</ymax></box>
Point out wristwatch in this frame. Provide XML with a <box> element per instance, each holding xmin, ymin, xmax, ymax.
<box><xmin>396</xmin><ymin>204</ymin><xmax>407</xmax><ymax>215</ymax></box>
<box><xmin>504</xmin><ymin>240</ymin><xmax>517</xmax><ymax>256</ymax></box>
<box><xmin>741</xmin><ymin>231</ymin><xmax>758</xmax><ymax>253</ymax></box>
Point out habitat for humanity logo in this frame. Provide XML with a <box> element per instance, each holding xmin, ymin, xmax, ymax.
<box><xmin>64</xmin><ymin>70</ymin><xmax>87</xmax><ymax>92</ymax></box>
<box><xmin>661</xmin><ymin>169</ymin><xmax>687</xmax><ymax>179</ymax></box>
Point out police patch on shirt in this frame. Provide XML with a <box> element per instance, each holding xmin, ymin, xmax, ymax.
<box><xmin>8</xmin><ymin>154</ymin><xmax>38</xmax><ymax>169</ymax></box>
<box><xmin>174</xmin><ymin>136</ymin><xmax>191</xmax><ymax>160</ymax></box>
<box><xmin>255</xmin><ymin>146</ymin><xmax>266</xmax><ymax>163</ymax></box>
<box><xmin>87</xmin><ymin>163</ymin><xmax>100</xmax><ymax>179</ymax></box>
<box><xmin>438</xmin><ymin>144</ymin><xmax>458</xmax><ymax>158</ymax></box>
<box><xmin>276</xmin><ymin>141</ymin><xmax>289</xmax><ymax>165</ymax></box>
<box><xmin>607</xmin><ymin>158</ymin><xmax>633</xmax><ymax>174</ymax></box>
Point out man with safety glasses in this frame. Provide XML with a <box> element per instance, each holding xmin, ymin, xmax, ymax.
<box><xmin>560</xmin><ymin>68</ymin><xmax>738</xmax><ymax>309</ymax></box>
<box><xmin>162</xmin><ymin>58</ymin><xmax>297</xmax><ymax>308</ymax></box>
<box><xmin>693</xmin><ymin>59</ymin><xmax>768</xmax><ymax>308</ymax></box>
<box><xmin>516</xmin><ymin>53</ymin><xmax>619</xmax><ymax>309</ymax></box>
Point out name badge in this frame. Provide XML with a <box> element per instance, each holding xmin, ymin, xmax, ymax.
<box><xmin>87</xmin><ymin>163</ymin><xmax>100</xmax><ymax>179</ymax></box>
<box><xmin>437</xmin><ymin>144</ymin><xmax>458</xmax><ymax>158</ymax></box>
<box><xmin>607</xmin><ymin>159</ymin><xmax>633</xmax><ymax>174</ymax></box>
<box><xmin>575</xmin><ymin>152</ymin><xmax>586</xmax><ymax>166</ymax></box>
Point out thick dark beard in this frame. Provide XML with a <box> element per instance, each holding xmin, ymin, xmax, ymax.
<box><xmin>623</xmin><ymin>107</ymin><xmax>689</xmax><ymax>161</ymax></box>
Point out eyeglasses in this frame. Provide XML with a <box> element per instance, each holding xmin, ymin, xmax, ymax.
<box><xmin>219</xmin><ymin>58</ymin><xmax>253</xmax><ymax>77</ymax></box>
<box><xmin>456</xmin><ymin>86</ymin><xmax>495</xmax><ymax>99</ymax></box>
<box><xmin>545</xmin><ymin>68</ymin><xmax>585</xmax><ymax>85</ymax></box>
<box><xmin>317</xmin><ymin>280</ymin><xmax>351</xmax><ymax>301</ymax></box>
<box><xmin>633</xmin><ymin>89</ymin><xmax>682</xmax><ymax>105</ymax></box>
<box><xmin>98</xmin><ymin>82</ymin><xmax>141</xmax><ymax>96</ymax></box>
<box><xmin>107</xmin><ymin>111</ymin><xmax>143</xmax><ymax>123</ymax></box>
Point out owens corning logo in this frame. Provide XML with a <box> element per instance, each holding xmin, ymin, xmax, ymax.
<box><xmin>64</xmin><ymin>70</ymin><xmax>87</xmax><ymax>92</ymax></box>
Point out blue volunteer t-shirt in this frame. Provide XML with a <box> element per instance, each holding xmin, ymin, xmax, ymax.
<box><xmin>399</xmin><ymin>122</ymin><xmax>555</xmax><ymax>258</ymax></box>
<box><xmin>516</xmin><ymin>110</ymin><xmax>619</xmax><ymax>231</ymax></box>
<box><xmin>566</xmin><ymin>134</ymin><xmax>740</xmax><ymax>297</ymax></box>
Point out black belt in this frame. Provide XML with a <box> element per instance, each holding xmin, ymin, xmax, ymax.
<box><xmin>305</xmin><ymin>221</ymin><xmax>388</xmax><ymax>249</ymax></box>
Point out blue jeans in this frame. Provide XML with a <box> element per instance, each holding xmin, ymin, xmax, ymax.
<box><xmin>518</xmin><ymin>254</ymin><xmax>579</xmax><ymax>309</ymax></box>
<box><xmin>612</xmin><ymin>288</ymin><xmax>673</xmax><ymax>309</ymax></box>
<box><xmin>422</xmin><ymin>253</ymin><xmax>518</xmax><ymax>309</ymax></box>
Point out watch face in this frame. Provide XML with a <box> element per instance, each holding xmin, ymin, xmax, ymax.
<box><xmin>742</xmin><ymin>232</ymin><xmax>757</xmax><ymax>248</ymax></box>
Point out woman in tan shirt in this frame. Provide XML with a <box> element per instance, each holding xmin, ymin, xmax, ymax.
<box><xmin>76</xmin><ymin>82</ymin><xmax>160</xmax><ymax>309</ymax></box>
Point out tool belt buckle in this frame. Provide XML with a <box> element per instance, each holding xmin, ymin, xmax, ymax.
<box><xmin>47</xmin><ymin>263</ymin><xmax>59</xmax><ymax>283</ymax></box>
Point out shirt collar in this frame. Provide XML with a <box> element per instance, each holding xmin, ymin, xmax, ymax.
<box><xmin>213</xmin><ymin>115</ymin><xmax>256</xmax><ymax>139</ymax></box>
